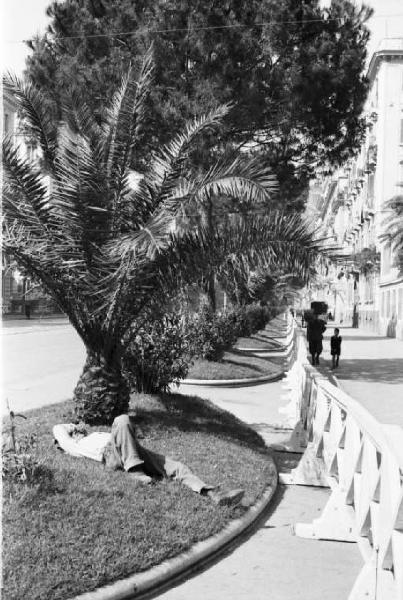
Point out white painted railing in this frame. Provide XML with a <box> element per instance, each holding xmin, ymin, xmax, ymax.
<box><xmin>279</xmin><ymin>331</ymin><xmax>403</xmax><ymax>600</ymax></box>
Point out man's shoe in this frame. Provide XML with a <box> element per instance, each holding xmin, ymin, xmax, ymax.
<box><xmin>208</xmin><ymin>488</ymin><xmax>245</xmax><ymax>507</ymax></box>
<box><xmin>128</xmin><ymin>468</ymin><xmax>152</xmax><ymax>484</ymax></box>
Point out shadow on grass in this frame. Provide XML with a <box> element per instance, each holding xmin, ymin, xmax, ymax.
<box><xmin>221</xmin><ymin>358</ymin><xmax>264</xmax><ymax>373</ymax></box>
<box><xmin>133</xmin><ymin>392</ymin><xmax>269</xmax><ymax>454</ymax></box>
<box><xmin>143</xmin><ymin>475</ymin><xmax>286</xmax><ymax>600</ymax></box>
<box><xmin>3</xmin><ymin>392</ymin><xmax>277</xmax><ymax>600</ymax></box>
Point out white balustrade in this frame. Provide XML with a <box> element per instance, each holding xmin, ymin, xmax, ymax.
<box><xmin>279</xmin><ymin>329</ymin><xmax>403</xmax><ymax>600</ymax></box>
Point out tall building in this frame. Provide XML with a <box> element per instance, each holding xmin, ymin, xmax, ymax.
<box><xmin>307</xmin><ymin>39</ymin><xmax>403</xmax><ymax>339</ymax></box>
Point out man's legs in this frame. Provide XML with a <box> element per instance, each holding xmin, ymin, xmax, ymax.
<box><xmin>316</xmin><ymin>341</ymin><xmax>323</xmax><ymax>365</ymax></box>
<box><xmin>163</xmin><ymin>456</ymin><xmax>213</xmax><ymax>493</ymax></box>
<box><xmin>108</xmin><ymin>416</ymin><xmax>245</xmax><ymax>505</ymax></box>
<box><xmin>163</xmin><ymin>455</ymin><xmax>245</xmax><ymax>505</ymax></box>
<box><xmin>335</xmin><ymin>354</ymin><xmax>340</xmax><ymax>368</ymax></box>
<box><xmin>137</xmin><ymin>443</ymin><xmax>245</xmax><ymax>505</ymax></box>
<box><xmin>105</xmin><ymin>415</ymin><xmax>151</xmax><ymax>482</ymax></box>
<box><xmin>332</xmin><ymin>355</ymin><xmax>336</xmax><ymax>369</ymax></box>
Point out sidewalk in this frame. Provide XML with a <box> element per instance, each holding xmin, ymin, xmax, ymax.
<box><xmin>319</xmin><ymin>325</ymin><xmax>403</xmax><ymax>428</ymax></box>
<box><xmin>169</xmin><ymin>385</ymin><xmax>362</xmax><ymax>599</ymax></box>
<box><xmin>164</xmin><ymin>323</ymin><xmax>403</xmax><ymax>600</ymax></box>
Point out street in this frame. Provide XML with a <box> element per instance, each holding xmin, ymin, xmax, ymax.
<box><xmin>2</xmin><ymin>319</ymin><xmax>86</xmax><ymax>414</ymax></box>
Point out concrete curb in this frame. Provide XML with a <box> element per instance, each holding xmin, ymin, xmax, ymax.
<box><xmin>235</xmin><ymin>345</ymin><xmax>285</xmax><ymax>354</ymax></box>
<box><xmin>69</xmin><ymin>478</ymin><xmax>278</xmax><ymax>600</ymax></box>
<box><xmin>182</xmin><ymin>325</ymin><xmax>295</xmax><ymax>387</ymax></box>
<box><xmin>181</xmin><ymin>368</ymin><xmax>285</xmax><ymax>387</ymax></box>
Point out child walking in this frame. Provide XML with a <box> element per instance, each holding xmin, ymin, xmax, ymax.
<box><xmin>330</xmin><ymin>328</ymin><xmax>342</xmax><ymax>369</ymax></box>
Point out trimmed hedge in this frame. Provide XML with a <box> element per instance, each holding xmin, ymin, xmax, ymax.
<box><xmin>121</xmin><ymin>304</ymin><xmax>279</xmax><ymax>392</ymax></box>
<box><xmin>188</xmin><ymin>304</ymin><xmax>276</xmax><ymax>361</ymax></box>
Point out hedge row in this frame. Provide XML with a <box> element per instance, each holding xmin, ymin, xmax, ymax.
<box><xmin>123</xmin><ymin>304</ymin><xmax>278</xmax><ymax>393</ymax></box>
<box><xmin>188</xmin><ymin>303</ymin><xmax>276</xmax><ymax>361</ymax></box>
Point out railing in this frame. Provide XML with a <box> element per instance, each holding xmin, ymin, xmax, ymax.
<box><xmin>279</xmin><ymin>331</ymin><xmax>403</xmax><ymax>600</ymax></box>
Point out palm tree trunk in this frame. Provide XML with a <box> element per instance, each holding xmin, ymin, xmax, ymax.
<box><xmin>206</xmin><ymin>273</ymin><xmax>217</xmax><ymax>312</ymax></box>
<box><xmin>204</xmin><ymin>198</ymin><xmax>216</xmax><ymax>312</ymax></box>
<box><xmin>73</xmin><ymin>352</ymin><xmax>130</xmax><ymax>425</ymax></box>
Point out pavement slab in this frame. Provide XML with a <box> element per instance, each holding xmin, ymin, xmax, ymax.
<box><xmin>156</xmin><ymin>483</ymin><xmax>362</xmax><ymax>600</ymax></box>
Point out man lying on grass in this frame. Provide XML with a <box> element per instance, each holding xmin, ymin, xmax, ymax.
<box><xmin>53</xmin><ymin>414</ymin><xmax>245</xmax><ymax>507</ymax></box>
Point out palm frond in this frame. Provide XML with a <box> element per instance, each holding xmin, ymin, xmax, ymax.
<box><xmin>380</xmin><ymin>195</ymin><xmax>403</xmax><ymax>249</ymax></box>
<box><xmin>112</xmin><ymin>159</ymin><xmax>278</xmax><ymax>259</ymax></box>
<box><xmin>52</xmin><ymin>126</ymin><xmax>113</xmax><ymax>251</ymax></box>
<box><xmin>104</xmin><ymin>47</ymin><xmax>154</xmax><ymax>229</ymax></box>
<box><xmin>147</xmin><ymin>104</ymin><xmax>232</xmax><ymax>208</ymax></box>
<box><xmin>4</xmin><ymin>73</ymin><xmax>57</xmax><ymax>166</ymax></box>
<box><xmin>96</xmin><ymin>211</ymin><xmax>327</xmax><ymax>340</ymax></box>
<box><xmin>61</xmin><ymin>91</ymin><xmax>107</xmax><ymax>164</ymax></box>
<box><xmin>2</xmin><ymin>138</ymin><xmax>55</xmax><ymax>232</ymax></box>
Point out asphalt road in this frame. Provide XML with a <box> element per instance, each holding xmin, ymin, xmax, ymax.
<box><xmin>2</xmin><ymin>319</ymin><xmax>86</xmax><ymax>414</ymax></box>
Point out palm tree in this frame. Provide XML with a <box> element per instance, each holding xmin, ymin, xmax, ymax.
<box><xmin>381</xmin><ymin>195</ymin><xmax>403</xmax><ymax>273</ymax></box>
<box><xmin>3</xmin><ymin>50</ymin><xmax>325</xmax><ymax>424</ymax></box>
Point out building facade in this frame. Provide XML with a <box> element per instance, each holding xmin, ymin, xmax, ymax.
<box><xmin>307</xmin><ymin>39</ymin><xmax>403</xmax><ymax>340</ymax></box>
<box><xmin>2</xmin><ymin>90</ymin><xmax>61</xmax><ymax>317</ymax></box>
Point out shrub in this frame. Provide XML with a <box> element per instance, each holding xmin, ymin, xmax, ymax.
<box><xmin>123</xmin><ymin>314</ymin><xmax>191</xmax><ymax>393</ymax></box>
<box><xmin>2</xmin><ymin>431</ymin><xmax>54</xmax><ymax>492</ymax></box>
<box><xmin>187</xmin><ymin>303</ymin><xmax>275</xmax><ymax>363</ymax></box>
<box><xmin>231</xmin><ymin>304</ymin><xmax>271</xmax><ymax>338</ymax></box>
<box><xmin>186</xmin><ymin>306</ymin><xmax>238</xmax><ymax>361</ymax></box>
<box><xmin>247</xmin><ymin>305</ymin><xmax>269</xmax><ymax>332</ymax></box>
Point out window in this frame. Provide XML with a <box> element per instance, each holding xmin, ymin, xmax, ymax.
<box><xmin>398</xmin><ymin>288</ymin><xmax>403</xmax><ymax>319</ymax></box>
<box><xmin>387</xmin><ymin>291</ymin><xmax>391</xmax><ymax>318</ymax></box>
<box><xmin>401</xmin><ymin>119</ymin><xmax>403</xmax><ymax>145</ymax></box>
<box><xmin>4</xmin><ymin>113</ymin><xmax>9</xmax><ymax>134</ymax></box>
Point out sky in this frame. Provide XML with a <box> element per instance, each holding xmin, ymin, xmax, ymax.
<box><xmin>2</xmin><ymin>0</ymin><xmax>403</xmax><ymax>75</ymax></box>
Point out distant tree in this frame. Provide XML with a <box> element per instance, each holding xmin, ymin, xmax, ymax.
<box><xmin>25</xmin><ymin>0</ymin><xmax>372</xmax><ymax>210</ymax></box>
<box><xmin>381</xmin><ymin>195</ymin><xmax>403</xmax><ymax>273</ymax></box>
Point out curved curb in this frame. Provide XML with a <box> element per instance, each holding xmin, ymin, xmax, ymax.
<box><xmin>235</xmin><ymin>345</ymin><xmax>285</xmax><ymax>354</ymax></box>
<box><xmin>181</xmin><ymin>368</ymin><xmax>285</xmax><ymax>387</ymax></box>
<box><xmin>236</xmin><ymin>345</ymin><xmax>293</xmax><ymax>359</ymax></box>
<box><xmin>69</xmin><ymin>477</ymin><xmax>278</xmax><ymax>600</ymax></box>
<box><xmin>181</xmin><ymin>325</ymin><xmax>297</xmax><ymax>387</ymax></box>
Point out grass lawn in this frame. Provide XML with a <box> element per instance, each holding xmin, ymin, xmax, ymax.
<box><xmin>187</xmin><ymin>350</ymin><xmax>284</xmax><ymax>380</ymax></box>
<box><xmin>2</xmin><ymin>392</ymin><xmax>276</xmax><ymax>600</ymax></box>
<box><xmin>234</xmin><ymin>331</ymin><xmax>285</xmax><ymax>351</ymax></box>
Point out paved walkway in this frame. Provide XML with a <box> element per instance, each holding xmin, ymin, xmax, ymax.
<box><xmin>318</xmin><ymin>325</ymin><xmax>403</xmax><ymax>427</ymax></box>
<box><xmin>169</xmin><ymin>383</ymin><xmax>362</xmax><ymax>598</ymax></box>
<box><xmin>165</xmin><ymin>323</ymin><xmax>403</xmax><ymax>600</ymax></box>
